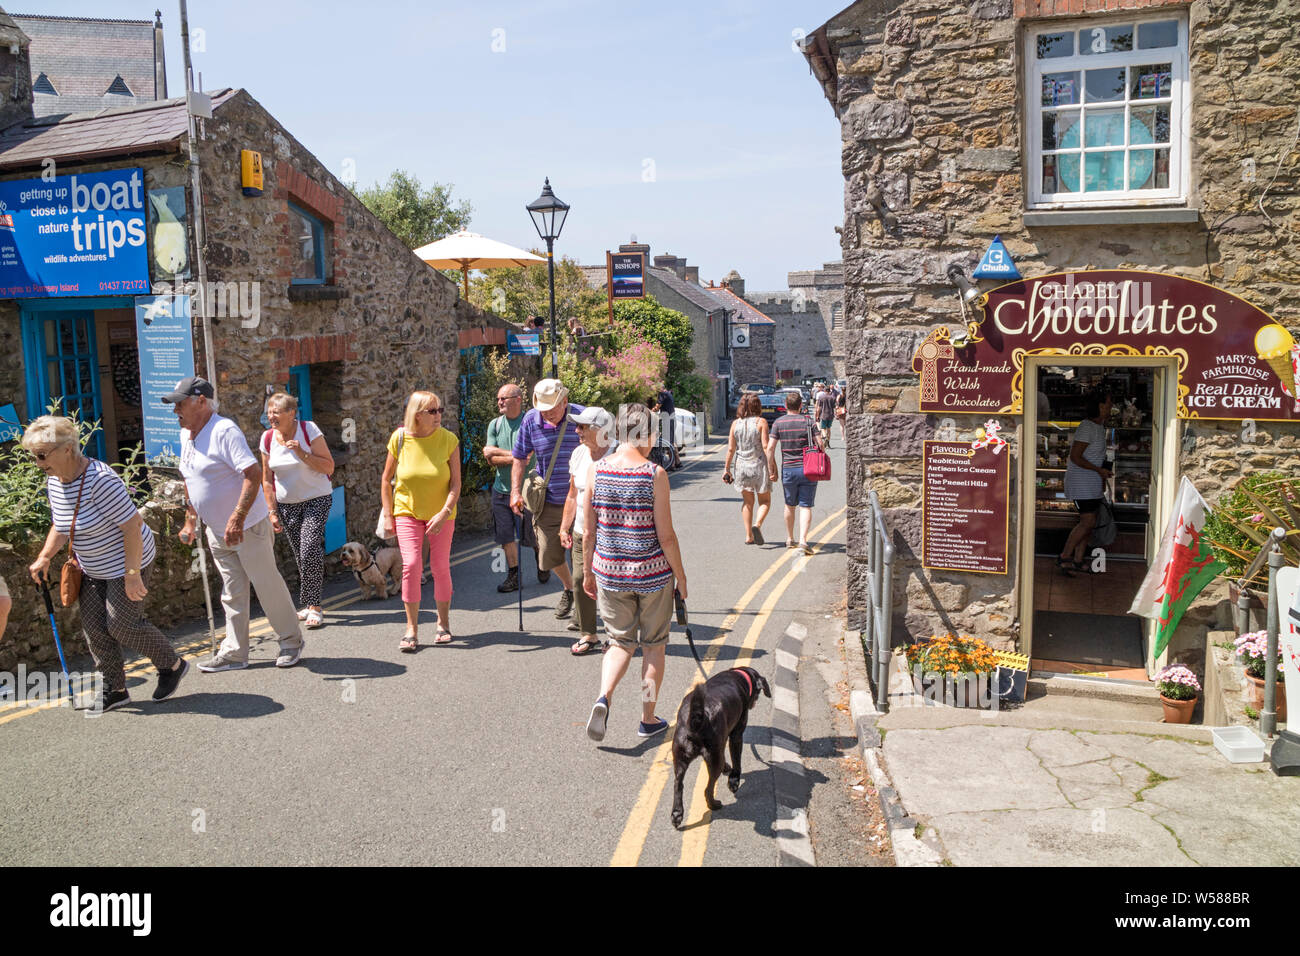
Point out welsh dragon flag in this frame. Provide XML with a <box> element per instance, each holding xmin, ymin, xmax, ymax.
<box><xmin>1129</xmin><ymin>476</ymin><xmax>1227</xmax><ymax>658</ymax></box>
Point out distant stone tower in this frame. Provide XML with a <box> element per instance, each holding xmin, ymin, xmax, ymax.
<box><xmin>0</xmin><ymin>9</ymin><xmax>33</xmax><ymax>132</ymax></box>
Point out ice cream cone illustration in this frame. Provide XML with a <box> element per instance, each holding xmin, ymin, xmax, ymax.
<box><xmin>1256</xmin><ymin>323</ymin><xmax>1297</xmax><ymax>395</ymax></box>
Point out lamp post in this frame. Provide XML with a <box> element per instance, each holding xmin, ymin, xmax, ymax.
<box><xmin>526</xmin><ymin>178</ymin><xmax>570</xmax><ymax>379</ymax></box>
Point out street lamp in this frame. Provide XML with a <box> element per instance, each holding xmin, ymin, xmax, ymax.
<box><xmin>526</xmin><ymin>178</ymin><xmax>570</xmax><ymax>379</ymax></box>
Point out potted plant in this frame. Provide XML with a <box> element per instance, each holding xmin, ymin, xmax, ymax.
<box><xmin>1204</xmin><ymin>473</ymin><xmax>1300</xmax><ymax>610</ymax></box>
<box><xmin>1154</xmin><ymin>664</ymin><xmax>1201</xmax><ymax>724</ymax></box>
<box><xmin>1234</xmin><ymin>630</ymin><xmax>1287</xmax><ymax>721</ymax></box>
<box><xmin>905</xmin><ymin>634</ymin><xmax>999</xmax><ymax>708</ymax></box>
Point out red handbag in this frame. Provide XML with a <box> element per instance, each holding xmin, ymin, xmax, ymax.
<box><xmin>801</xmin><ymin>419</ymin><xmax>831</xmax><ymax>482</ymax></box>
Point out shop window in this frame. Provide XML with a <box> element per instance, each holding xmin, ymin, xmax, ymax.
<box><xmin>288</xmin><ymin>202</ymin><xmax>329</xmax><ymax>285</ymax></box>
<box><xmin>20</xmin><ymin>308</ymin><xmax>106</xmax><ymax>460</ymax></box>
<box><xmin>1027</xmin><ymin>14</ymin><xmax>1187</xmax><ymax>207</ymax></box>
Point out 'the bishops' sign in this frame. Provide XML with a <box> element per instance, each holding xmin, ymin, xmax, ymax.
<box><xmin>912</xmin><ymin>270</ymin><xmax>1300</xmax><ymax>421</ymax></box>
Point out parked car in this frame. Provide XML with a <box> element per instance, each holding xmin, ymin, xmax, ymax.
<box><xmin>758</xmin><ymin>391</ymin><xmax>787</xmax><ymax>424</ymax></box>
<box><xmin>672</xmin><ymin>408</ymin><xmax>701</xmax><ymax>449</ymax></box>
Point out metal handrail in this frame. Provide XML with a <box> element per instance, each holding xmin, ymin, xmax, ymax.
<box><xmin>865</xmin><ymin>489</ymin><xmax>896</xmax><ymax>711</ymax></box>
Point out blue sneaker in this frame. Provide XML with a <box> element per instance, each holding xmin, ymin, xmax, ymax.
<box><xmin>587</xmin><ymin>696</ymin><xmax>609</xmax><ymax>741</ymax></box>
<box><xmin>637</xmin><ymin>717</ymin><xmax>668</xmax><ymax>738</ymax></box>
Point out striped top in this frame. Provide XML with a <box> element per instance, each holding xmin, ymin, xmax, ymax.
<box><xmin>772</xmin><ymin>413</ymin><xmax>815</xmax><ymax>468</ymax></box>
<box><xmin>512</xmin><ymin>404</ymin><xmax>585</xmax><ymax>504</ymax></box>
<box><xmin>591</xmin><ymin>460</ymin><xmax>672</xmax><ymax>594</ymax></box>
<box><xmin>48</xmin><ymin>458</ymin><xmax>156</xmax><ymax>581</ymax></box>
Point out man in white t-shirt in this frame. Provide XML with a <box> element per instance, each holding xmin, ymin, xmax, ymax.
<box><xmin>163</xmin><ymin>377</ymin><xmax>304</xmax><ymax>671</ymax></box>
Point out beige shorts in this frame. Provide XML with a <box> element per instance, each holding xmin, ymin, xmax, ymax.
<box><xmin>531</xmin><ymin>502</ymin><xmax>568</xmax><ymax>572</ymax></box>
<box><xmin>597</xmin><ymin>584</ymin><xmax>674</xmax><ymax>652</ymax></box>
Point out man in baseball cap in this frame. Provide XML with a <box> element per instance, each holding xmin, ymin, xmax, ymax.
<box><xmin>511</xmin><ymin>378</ymin><xmax>585</xmax><ymax>621</ymax></box>
<box><xmin>160</xmin><ymin>376</ymin><xmax>215</xmax><ymax>404</ymax></box>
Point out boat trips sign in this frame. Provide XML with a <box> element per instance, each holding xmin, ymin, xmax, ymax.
<box><xmin>0</xmin><ymin>168</ymin><xmax>150</xmax><ymax>298</ymax></box>
<box><xmin>912</xmin><ymin>270</ymin><xmax>1300</xmax><ymax>421</ymax></box>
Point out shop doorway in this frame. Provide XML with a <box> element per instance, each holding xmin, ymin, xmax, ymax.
<box><xmin>1020</xmin><ymin>357</ymin><xmax>1178</xmax><ymax>677</ymax></box>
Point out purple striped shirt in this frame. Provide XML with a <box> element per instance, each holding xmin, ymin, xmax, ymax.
<box><xmin>512</xmin><ymin>403</ymin><xmax>585</xmax><ymax>504</ymax></box>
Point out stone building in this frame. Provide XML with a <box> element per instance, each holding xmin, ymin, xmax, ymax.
<box><xmin>581</xmin><ymin>240</ymin><xmax>731</xmax><ymax>429</ymax></box>
<box><xmin>0</xmin><ymin>32</ymin><xmax>492</xmax><ymax>668</ymax></box>
<box><xmin>748</xmin><ymin>260</ymin><xmax>847</xmax><ymax>383</ymax></box>
<box><xmin>804</xmin><ymin>0</ymin><xmax>1300</xmax><ymax>677</ymax></box>
<box><xmin>706</xmin><ymin>278</ymin><xmax>776</xmax><ymax>390</ymax></box>
<box><xmin>13</xmin><ymin>11</ymin><xmax>167</xmax><ymax>117</ymax></box>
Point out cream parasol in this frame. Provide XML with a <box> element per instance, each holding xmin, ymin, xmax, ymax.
<box><xmin>414</xmin><ymin>229</ymin><xmax>546</xmax><ymax>300</ymax></box>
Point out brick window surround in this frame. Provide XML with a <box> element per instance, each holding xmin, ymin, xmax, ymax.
<box><xmin>1016</xmin><ymin>0</ymin><xmax>1185</xmax><ymax>18</ymax></box>
<box><xmin>274</xmin><ymin>165</ymin><xmax>347</xmax><ymax>286</ymax></box>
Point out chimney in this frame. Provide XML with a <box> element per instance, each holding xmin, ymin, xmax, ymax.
<box><xmin>684</xmin><ymin>265</ymin><xmax>699</xmax><ymax>284</ymax></box>
<box><xmin>154</xmin><ymin>10</ymin><xmax>168</xmax><ymax>99</ymax></box>
<box><xmin>654</xmin><ymin>254</ymin><xmax>687</xmax><ymax>279</ymax></box>
<box><xmin>619</xmin><ymin>236</ymin><xmax>650</xmax><ymax>259</ymax></box>
<box><xmin>722</xmin><ymin>269</ymin><xmax>745</xmax><ymax>298</ymax></box>
<box><xmin>0</xmin><ymin>10</ymin><xmax>33</xmax><ymax>131</ymax></box>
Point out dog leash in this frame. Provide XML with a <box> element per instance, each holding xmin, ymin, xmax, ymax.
<box><xmin>674</xmin><ymin>588</ymin><xmax>708</xmax><ymax>680</ymax></box>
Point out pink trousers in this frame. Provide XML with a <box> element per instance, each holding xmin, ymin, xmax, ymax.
<box><xmin>395</xmin><ymin>515</ymin><xmax>455</xmax><ymax>604</ymax></box>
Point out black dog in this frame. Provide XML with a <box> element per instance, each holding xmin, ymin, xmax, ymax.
<box><xmin>670</xmin><ymin>666</ymin><xmax>771</xmax><ymax>829</ymax></box>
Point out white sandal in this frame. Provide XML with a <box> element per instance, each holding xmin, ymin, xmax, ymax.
<box><xmin>304</xmin><ymin>609</ymin><xmax>324</xmax><ymax>629</ymax></box>
<box><xmin>297</xmin><ymin>608</ymin><xmax>310</xmax><ymax>621</ymax></box>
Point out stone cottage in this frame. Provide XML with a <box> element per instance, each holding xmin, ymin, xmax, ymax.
<box><xmin>804</xmin><ymin>0</ymin><xmax>1300</xmax><ymax>676</ymax></box>
<box><xmin>0</xmin><ymin>20</ymin><xmax>494</xmax><ymax>668</ymax></box>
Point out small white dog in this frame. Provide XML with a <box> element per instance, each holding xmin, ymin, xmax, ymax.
<box><xmin>340</xmin><ymin>541</ymin><xmax>402</xmax><ymax>599</ymax></box>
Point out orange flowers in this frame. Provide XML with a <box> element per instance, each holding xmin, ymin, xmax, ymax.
<box><xmin>904</xmin><ymin>633</ymin><xmax>998</xmax><ymax>675</ymax></box>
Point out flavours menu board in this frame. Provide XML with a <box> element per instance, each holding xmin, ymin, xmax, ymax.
<box><xmin>922</xmin><ymin>441</ymin><xmax>1010</xmax><ymax>575</ymax></box>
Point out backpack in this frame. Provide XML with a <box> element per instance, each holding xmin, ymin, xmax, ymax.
<box><xmin>262</xmin><ymin>419</ymin><xmax>311</xmax><ymax>456</ymax></box>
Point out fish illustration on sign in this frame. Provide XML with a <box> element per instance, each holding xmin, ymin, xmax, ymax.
<box><xmin>149</xmin><ymin>192</ymin><xmax>188</xmax><ymax>277</ymax></box>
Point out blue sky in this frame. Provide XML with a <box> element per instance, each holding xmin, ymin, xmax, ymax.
<box><xmin>32</xmin><ymin>0</ymin><xmax>847</xmax><ymax>291</ymax></box>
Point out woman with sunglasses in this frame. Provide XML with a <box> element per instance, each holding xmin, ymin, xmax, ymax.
<box><xmin>23</xmin><ymin>415</ymin><xmax>186</xmax><ymax>711</ymax></box>
<box><xmin>380</xmin><ymin>391</ymin><xmax>461</xmax><ymax>651</ymax></box>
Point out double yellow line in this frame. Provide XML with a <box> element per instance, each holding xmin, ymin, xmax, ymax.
<box><xmin>0</xmin><ymin>539</ymin><xmax>502</xmax><ymax>726</ymax></box>
<box><xmin>609</xmin><ymin>507</ymin><xmax>847</xmax><ymax>867</ymax></box>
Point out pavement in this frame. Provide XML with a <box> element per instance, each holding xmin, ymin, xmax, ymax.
<box><xmin>0</xmin><ymin>433</ymin><xmax>875</xmax><ymax>866</ymax></box>
<box><xmin>850</xmin><ymin>652</ymin><xmax>1300</xmax><ymax>867</ymax></box>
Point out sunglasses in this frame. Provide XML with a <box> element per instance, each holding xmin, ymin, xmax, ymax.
<box><xmin>421</xmin><ymin>407</ymin><xmax>443</xmax><ymax>415</ymax></box>
<box><xmin>31</xmin><ymin>447</ymin><xmax>65</xmax><ymax>461</ymax></box>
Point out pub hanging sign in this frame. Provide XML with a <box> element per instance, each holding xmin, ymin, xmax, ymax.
<box><xmin>912</xmin><ymin>270</ymin><xmax>1300</xmax><ymax>421</ymax></box>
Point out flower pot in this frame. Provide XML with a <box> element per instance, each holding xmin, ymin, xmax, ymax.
<box><xmin>1245</xmin><ymin>674</ymin><xmax>1287</xmax><ymax>722</ymax></box>
<box><xmin>1160</xmin><ymin>694</ymin><xmax>1198</xmax><ymax>724</ymax></box>
<box><xmin>912</xmin><ymin>671</ymin><xmax>995</xmax><ymax>708</ymax></box>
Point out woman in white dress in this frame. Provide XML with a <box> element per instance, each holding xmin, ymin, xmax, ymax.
<box><xmin>723</xmin><ymin>393</ymin><xmax>773</xmax><ymax>545</ymax></box>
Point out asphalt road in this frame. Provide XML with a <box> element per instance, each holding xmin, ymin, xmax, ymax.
<box><xmin>0</xmin><ymin>434</ymin><xmax>849</xmax><ymax>866</ymax></box>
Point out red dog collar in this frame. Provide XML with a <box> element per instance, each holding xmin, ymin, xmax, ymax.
<box><xmin>735</xmin><ymin>668</ymin><xmax>753</xmax><ymax>698</ymax></box>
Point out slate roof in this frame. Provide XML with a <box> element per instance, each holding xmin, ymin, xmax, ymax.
<box><xmin>13</xmin><ymin>13</ymin><xmax>161</xmax><ymax>117</ymax></box>
<box><xmin>647</xmin><ymin>266</ymin><xmax>725</xmax><ymax>314</ymax></box>
<box><xmin>0</xmin><ymin>89</ymin><xmax>238</xmax><ymax>171</ymax></box>
<box><xmin>705</xmin><ymin>284</ymin><xmax>776</xmax><ymax>325</ymax></box>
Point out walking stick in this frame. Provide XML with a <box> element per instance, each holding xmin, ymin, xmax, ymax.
<box><xmin>38</xmin><ymin>575</ymin><xmax>85</xmax><ymax>708</ymax></box>
<box><xmin>516</xmin><ymin>510</ymin><xmax>524</xmax><ymax>632</ymax></box>
<box><xmin>182</xmin><ymin>518</ymin><xmax>218</xmax><ymax>655</ymax></box>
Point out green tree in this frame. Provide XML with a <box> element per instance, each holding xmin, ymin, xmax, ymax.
<box><xmin>612</xmin><ymin>296</ymin><xmax>695</xmax><ymax>389</ymax></box>
<box><xmin>468</xmin><ymin>255</ymin><xmax>607</xmax><ymax>334</ymax></box>
<box><xmin>356</xmin><ymin>170</ymin><xmax>472</xmax><ymax>249</ymax></box>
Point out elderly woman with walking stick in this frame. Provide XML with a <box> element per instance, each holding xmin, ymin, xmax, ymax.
<box><xmin>24</xmin><ymin>415</ymin><xmax>187</xmax><ymax>712</ymax></box>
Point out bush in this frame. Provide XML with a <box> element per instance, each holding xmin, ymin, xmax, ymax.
<box><xmin>673</xmin><ymin>372</ymin><xmax>713</xmax><ymax>413</ymax></box>
<box><xmin>1204</xmin><ymin>472</ymin><xmax>1300</xmax><ymax>584</ymax></box>
<box><xmin>459</xmin><ymin>350</ymin><xmax>528</xmax><ymax>494</ymax></box>
<box><xmin>904</xmin><ymin>634</ymin><xmax>998</xmax><ymax>675</ymax></box>
<box><xmin>598</xmin><ymin>339</ymin><xmax>667</xmax><ymax>410</ymax></box>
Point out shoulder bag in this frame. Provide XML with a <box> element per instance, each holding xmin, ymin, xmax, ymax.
<box><xmin>60</xmin><ymin>464</ymin><xmax>89</xmax><ymax>607</ymax></box>
<box><xmin>802</xmin><ymin>417</ymin><xmax>831</xmax><ymax>482</ymax></box>
<box><xmin>376</xmin><ymin>428</ymin><xmax>406</xmax><ymax>541</ymax></box>
<box><xmin>524</xmin><ymin>418</ymin><xmax>568</xmax><ymax>518</ymax></box>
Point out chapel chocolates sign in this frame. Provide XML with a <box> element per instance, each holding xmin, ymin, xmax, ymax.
<box><xmin>922</xmin><ymin>439</ymin><xmax>1010</xmax><ymax>575</ymax></box>
<box><xmin>912</xmin><ymin>270</ymin><xmax>1300</xmax><ymax>421</ymax></box>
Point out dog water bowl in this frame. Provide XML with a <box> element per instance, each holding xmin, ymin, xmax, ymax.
<box><xmin>1212</xmin><ymin>726</ymin><xmax>1265</xmax><ymax>763</ymax></box>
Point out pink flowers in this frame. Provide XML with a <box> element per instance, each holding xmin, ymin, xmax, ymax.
<box><xmin>1155</xmin><ymin>664</ymin><xmax>1201</xmax><ymax>700</ymax></box>
<box><xmin>1248</xmin><ymin>512</ymin><xmax>1265</xmax><ymax>523</ymax></box>
<box><xmin>1234</xmin><ymin>630</ymin><xmax>1281</xmax><ymax>678</ymax></box>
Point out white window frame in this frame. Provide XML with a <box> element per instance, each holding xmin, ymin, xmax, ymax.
<box><xmin>1026</xmin><ymin>13</ymin><xmax>1189</xmax><ymax>209</ymax></box>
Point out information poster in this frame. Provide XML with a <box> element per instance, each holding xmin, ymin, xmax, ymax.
<box><xmin>922</xmin><ymin>440</ymin><xmax>1010</xmax><ymax>575</ymax></box>
<box><xmin>134</xmin><ymin>295</ymin><xmax>195</xmax><ymax>465</ymax></box>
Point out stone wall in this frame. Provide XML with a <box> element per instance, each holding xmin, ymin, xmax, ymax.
<box><xmin>0</xmin><ymin>88</ymin><xmax>489</xmax><ymax>666</ymax></box>
<box><xmin>819</xmin><ymin>0</ymin><xmax>1300</xmax><ymax>662</ymax></box>
<box><xmin>731</xmin><ymin>322</ymin><xmax>775</xmax><ymax>387</ymax></box>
